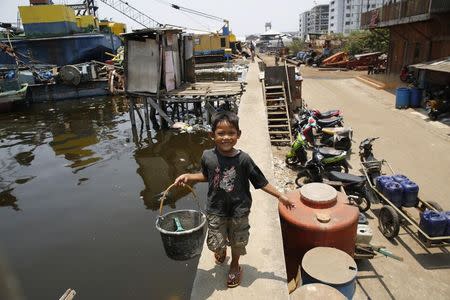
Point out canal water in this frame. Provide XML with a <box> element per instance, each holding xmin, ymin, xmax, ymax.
<box><xmin>0</xmin><ymin>96</ymin><xmax>213</xmax><ymax>299</ymax></box>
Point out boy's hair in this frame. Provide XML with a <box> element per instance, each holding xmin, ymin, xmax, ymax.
<box><xmin>211</xmin><ymin>111</ymin><xmax>240</xmax><ymax>132</ymax></box>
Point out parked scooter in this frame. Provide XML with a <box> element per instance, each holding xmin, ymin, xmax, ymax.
<box><xmin>295</xmin><ymin>154</ymin><xmax>370</xmax><ymax>212</ymax></box>
<box><xmin>293</xmin><ymin>113</ymin><xmax>344</xmax><ymax>132</ymax></box>
<box><xmin>286</xmin><ymin>125</ymin><xmax>352</xmax><ymax>167</ymax></box>
<box><xmin>290</xmin><ymin>146</ymin><xmax>350</xmax><ymax>172</ymax></box>
<box><xmin>294</xmin><ymin>108</ymin><xmax>342</xmax><ymax>128</ymax></box>
<box><xmin>302</xmin><ymin>125</ymin><xmax>353</xmax><ymax>150</ymax></box>
<box><xmin>359</xmin><ymin>137</ymin><xmax>382</xmax><ymax>204</ymax></box>
<box><xmin>424</xmin><ymin>86</ymin><xmax>450</xmax><ymax>121</ymax></box>
<box><xmin>359</xmin><ymin>137</ymin><xmax>382</xmax><ymax>184</ymax></box>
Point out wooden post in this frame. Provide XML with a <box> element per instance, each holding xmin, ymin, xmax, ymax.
<box><xmin>143</xmin><ymin>97</ymin><xmax>150</xmax><ymax>130</ymax></box>
<box><xmin>145</xmin><ymin>96</ymin><xmax>174</xmax><ymax>126</ymax></box>
<box><xmin>129</xmin><ymin>96</ymin><xmax>136</xmax><ymax>127</ymax></box>
<box><xmin>204</xmin><ymin>101</ymin><xmax>216</xmax><ymax>124</ymax></box>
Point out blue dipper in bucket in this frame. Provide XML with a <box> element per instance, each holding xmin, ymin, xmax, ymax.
<box><xmin>173</xmin><ymin>217</ymin><xmax>185</xmax><ymax>232</ymax></box>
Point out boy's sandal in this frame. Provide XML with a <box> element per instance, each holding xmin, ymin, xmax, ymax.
<box><xmin>227</xmin><ymin>266</ymin><xmax>242</xmax><ymax>288</ymax></box>
<box><xmin>214</xmin><ymin>248</ymin><xmax>226</xmax><ymax>264</ymax></box>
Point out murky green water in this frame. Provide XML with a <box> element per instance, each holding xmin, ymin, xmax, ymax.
<box><xmin>0</xmin><ymin>96</ymin><xmax>213</xmax><ymax>299</ymax></box>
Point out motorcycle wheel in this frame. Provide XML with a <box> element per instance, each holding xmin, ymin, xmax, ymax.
<box><xmin>429</xmin><ymin>111</ymin><xmax>439</xmax><ymax>121</ymax></box>
<box><xmin>285</xmin><ymin>156</ymin><xmax>300</xmax><ymax>166</ymax></box>
<box><xmin>295</xmin><ymin>171</ymin><xmax>311</xmax><ymax>187</ymax></box>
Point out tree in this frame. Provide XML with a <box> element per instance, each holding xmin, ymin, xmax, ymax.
<box><xmin>342</xmin><ymin>29</ymin><xmax>388</xmax><ymax>55</ymax></box>
<box><xmin>288</xmin><ymin>38</ymin><xmax>305</xmax><ymax>55</ymax></box>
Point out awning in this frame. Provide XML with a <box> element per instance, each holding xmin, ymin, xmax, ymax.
<box><xmin>410</xmin><ymin>57</ymin><xmax>450</xmax><ymax>73</ymax></box>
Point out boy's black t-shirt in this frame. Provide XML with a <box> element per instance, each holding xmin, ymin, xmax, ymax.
<box><xmin>201</xmin><ymin>148</ymin><xmax>269</xmax><ymax>218</ymax></box>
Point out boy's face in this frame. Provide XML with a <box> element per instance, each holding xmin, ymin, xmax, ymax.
<box><xmin>210</xmin><ymin>120</ymin><xmax>241</xmax><ymax>155</ymax></box>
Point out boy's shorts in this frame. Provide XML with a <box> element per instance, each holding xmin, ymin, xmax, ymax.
<box><xmin>206</xmin><ymin>214</ymin><xmax>250</xmax><ymax>256</ymax></box>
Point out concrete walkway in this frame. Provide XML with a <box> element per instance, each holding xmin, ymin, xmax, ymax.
<box><xmin>300</xmin><ymin>67</ymin><xmax>450</xmax><ymax>299</ymax></box>
<box><xmin>190</xmin><ymin>61</ymin><xmax>289</xmax><ymax>299</ymax></box>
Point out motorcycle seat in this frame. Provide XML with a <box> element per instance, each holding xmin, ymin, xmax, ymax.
<box><xmin>322</xmin><ymin>127</ymin><xmax>352</xmax><ymax>135</ymax></box>
<box><xmin>328</xmin><ymin>171</ymin><xmax>366</xmax><ymax>184</ymax></box>
<box><xmin>317</xmin><ymin>116</ymin><xmax>342</xmax><ymax>127</ymax></box>
<box><xmin>319</xmin><ymin>110</ymin><xmax>339</xmax><ymax>118</ymax></box>
<box><xmin>318</xmin><ymin>147</ymin><xmax>346</xmax><ymax>157</ymax></box>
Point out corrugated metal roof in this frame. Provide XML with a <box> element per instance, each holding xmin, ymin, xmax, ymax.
<box><xmin>410</xmin><ymin>57</ymin><xmax>450</xmax><ymax>73</ymax></box>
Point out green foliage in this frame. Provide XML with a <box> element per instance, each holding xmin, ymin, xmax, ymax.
<box><xmin>288</xmin><ymin>38</ymin><xmax>305</xmax><ymax>55</ymax></box>
<box><xmin>342</xmin><ymin>29</ymin><xmax>389</xmax><ymax>55</ymax></box>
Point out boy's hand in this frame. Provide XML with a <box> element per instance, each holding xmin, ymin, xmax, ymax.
<box><xmin>174</xmin><ymin>174</ymin><xmax>190</xmax><ymax>187</ymax></box>
<box><xmin>279</xmin><ymin>194</ymin><xmax>295</xmax><ymax>210</ymax></box>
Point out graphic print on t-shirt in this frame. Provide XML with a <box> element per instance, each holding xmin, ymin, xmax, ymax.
<box><xmin>213</xmin><ymin>166</ymin><xmax>236</xmax><ymax>192</ymax></box>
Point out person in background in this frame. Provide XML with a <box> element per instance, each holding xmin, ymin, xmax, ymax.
<box><xmin>174</xmin><ymin>111</ymin><xmax>295</xmax><ymax>288</ymax></box>
<box><xmin>249</xmin><ymin>41</ymin><xmax>255</xmax><ymax>62</ymax></box>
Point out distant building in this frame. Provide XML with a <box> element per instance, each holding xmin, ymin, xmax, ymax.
<box><xmin>299</xmin><ymin>4</ymin><xmax>328</xmax><ymax>41</ymax></box>
<box><xmin>329</xmin><ymin>0</ymin><xmax>383</xmax><ymax>35</ymax></box>
<box><xmin>299</xmin><ymin>11</ymin><xmax>310</xmax><ymax>40</ymax></box>
<box><xmin>309</xmin><ymin>4</ymin><xmax>329</xmax><ymax>34</ymax></box>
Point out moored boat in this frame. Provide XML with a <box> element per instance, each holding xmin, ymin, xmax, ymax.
<box><xmin>0</xmin><ymin>83</ymin><xmax>28</xmax><ymax>112</ymax></box>
<box><xmin>0</xmin><ymin>1</ymin><xmax>125</xmax><ymax>66</ymax></box>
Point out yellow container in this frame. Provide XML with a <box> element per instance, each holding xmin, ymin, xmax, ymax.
<box><xmin>19</xmin><ymin>5</ymin><xmax>76</xmax><ymax>24</ymax></box>
<box><xmin>99</xmin><ymin>21</ymin><xmax>127</xmax><ymax>35</ymax></box>
<box><xmin>194</xmin><ymin>34</ymin><xmax>229</xmax><ymax>52</ymax></box>
<box><xmin>76</xmin><ymin>15</ymin><xmax>99</xmax><ymax>29</ymax></box>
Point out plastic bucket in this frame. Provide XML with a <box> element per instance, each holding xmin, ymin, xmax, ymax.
<box><xmin>410</xmin><ymin>87</ymin><xmax>422</xmax><ymax>108</ymax></box>
<box><xmin>396</xmin><ymin>87</ymin><xmax>410</xmax><ymax>109</ymax></box>
<box><xmin>155</xmin><ymin>184</ymin><xmax>207</xmax><ymax>261</ymax></box>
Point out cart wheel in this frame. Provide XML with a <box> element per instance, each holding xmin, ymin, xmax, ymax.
<box><xmin>426</xmin><ymin>201</ymin><xmax>443</xmax><ymax>212</ymax></box>
<box><xmin>378</xmin><ymin>205</ymin><xmax>400</xmax><ymax>239</ymax></box>
<box><xmin>285</xmin><ymin>156</ymin><xmax>300</xmax><ymax>166</ymax></box>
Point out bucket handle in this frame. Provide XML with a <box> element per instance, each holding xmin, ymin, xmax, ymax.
<box><xmin>158</xmin><ymin>183</ymin><xmax>200</xmax><ymax>216</ymax></box>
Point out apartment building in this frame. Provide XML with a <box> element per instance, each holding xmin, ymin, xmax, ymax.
<box><xmin>299</xmin><ymin>11</ymin><xmax>310</xmax><ymax>40</ymax></box>
<box><xmin>299</xmin><ymin>4</ymin><xmax>329</xmax><ymax>40</ymax></box>
<box><xmin>309</xmin><ymin>4</ymin><xmax>330</xmax><ymax>34</ymax></box>
<box><xmin>329</xmin><ymin>0</ymin><xmax>384</xmax><ymax>35</ymax></box>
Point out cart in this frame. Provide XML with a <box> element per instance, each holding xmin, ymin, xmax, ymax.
<box><xmin>361</xmin><ymin>159</ymin><xmax>450</xmax><ymax>248</ymax></box>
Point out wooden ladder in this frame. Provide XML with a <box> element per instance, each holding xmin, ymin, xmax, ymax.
<box><xmin>263</xmin><ymin>83</ymin><xmax>293</xmax><ymax>145</ymax></box>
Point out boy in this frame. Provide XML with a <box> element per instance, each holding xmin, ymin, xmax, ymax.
<box><xmin>174</xmin><ymin>111</ymin><xmax>295</xmax><ymax>288</ymax></box>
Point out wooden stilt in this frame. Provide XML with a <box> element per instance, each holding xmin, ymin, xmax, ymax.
<box><xmin>129</xmin><ymin>97</ymin><xmax>136</xmax><ymax>127</ymax></box>
<box><xmin>143</xmin><ymin>97</ymin><xmax>150</xmax><ymax>130</ymax></box>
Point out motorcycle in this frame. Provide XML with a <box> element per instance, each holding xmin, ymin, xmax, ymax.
<box><xmin>293</xmin><ymin>112</ymin><xmax>344</xmax><ymax>131</ymax></box>
<box><xmin>285</xmin><ymin>125</ymin><xmax>352</xmax><ymax>166</ymax></box>
<box><xmin>295</xmin><ymin>153</ymin><xmax>370</xmax><ymax>212</ymax></box>
<box><xmin>359</xmin><ymin>137</ymin><xmax>383</xmax><ymax>203</ymax></box>
<box><xmin>302</xmin><ymin>125</ymin><xmax>353</xmax><ymax>150</ymax></box>
<box><xmin>424</xmin><ymin>86</ymin><xmax>450</xmax><ymax>121</ymax></box>
<box><xmin>399</xmin><ymin>65</ymin><xmax>416</xmax><ymax>84</ymax></box>
<box><xmin>289</xmin><ymin>146</ymin><xmax>350</xmax><ymax>172</ymax></box>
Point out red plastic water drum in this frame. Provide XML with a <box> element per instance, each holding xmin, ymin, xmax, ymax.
<box><xmin>279</xmin><ymin>183</ymin><xmax>359</xmax><ymax>281</ymax></box>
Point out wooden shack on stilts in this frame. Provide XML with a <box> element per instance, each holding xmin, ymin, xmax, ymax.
<box><xmin>123</xmin><ymin>28</ymin><xmax>244</xmax><ymax>131</ymax></box>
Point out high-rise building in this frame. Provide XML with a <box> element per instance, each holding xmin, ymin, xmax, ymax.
<box><xmin>329</xmin><ymin>0</ymin><xmax>384</xmax><ymax>35</ymax></box>
<box><xmin>309</xmin><ymin>4</ymin><xmax>330</xmax><ymax>34</ymax></box>
<box><xmin>299</xmin><ymin>4</ymin><xmax>329</xmax><ymax>41</ymax></box>
<box><xmin>299</xmin><ymin>11</ymin><xmax>310</xmax><ymax>40</ymax></box>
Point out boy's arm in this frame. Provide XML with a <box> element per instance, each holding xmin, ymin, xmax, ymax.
<box><xmin>174</xmin><ymin>172</ymin><xmax>207</xmax><ymax>186</ymax></box>
<box><xmin>261</xmin><ymin>183</ymin><xmax>296</xmax><ymax>209</ymax></box>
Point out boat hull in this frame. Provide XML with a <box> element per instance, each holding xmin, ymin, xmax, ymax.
<box><xmin>0</xmin><ymin>33</ymin><xmax>122</xmax><ymax>66</ymax></box>
<box><xmin>0</xmin><ymin>84</ymin><xmax>28</xmax><ymax>112</ymax></box>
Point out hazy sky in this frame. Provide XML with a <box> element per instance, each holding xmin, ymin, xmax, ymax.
<box><xmin>3</xmin><ymin>0</ymin><xmax>328</xmax><ymax>37</ymax></box>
